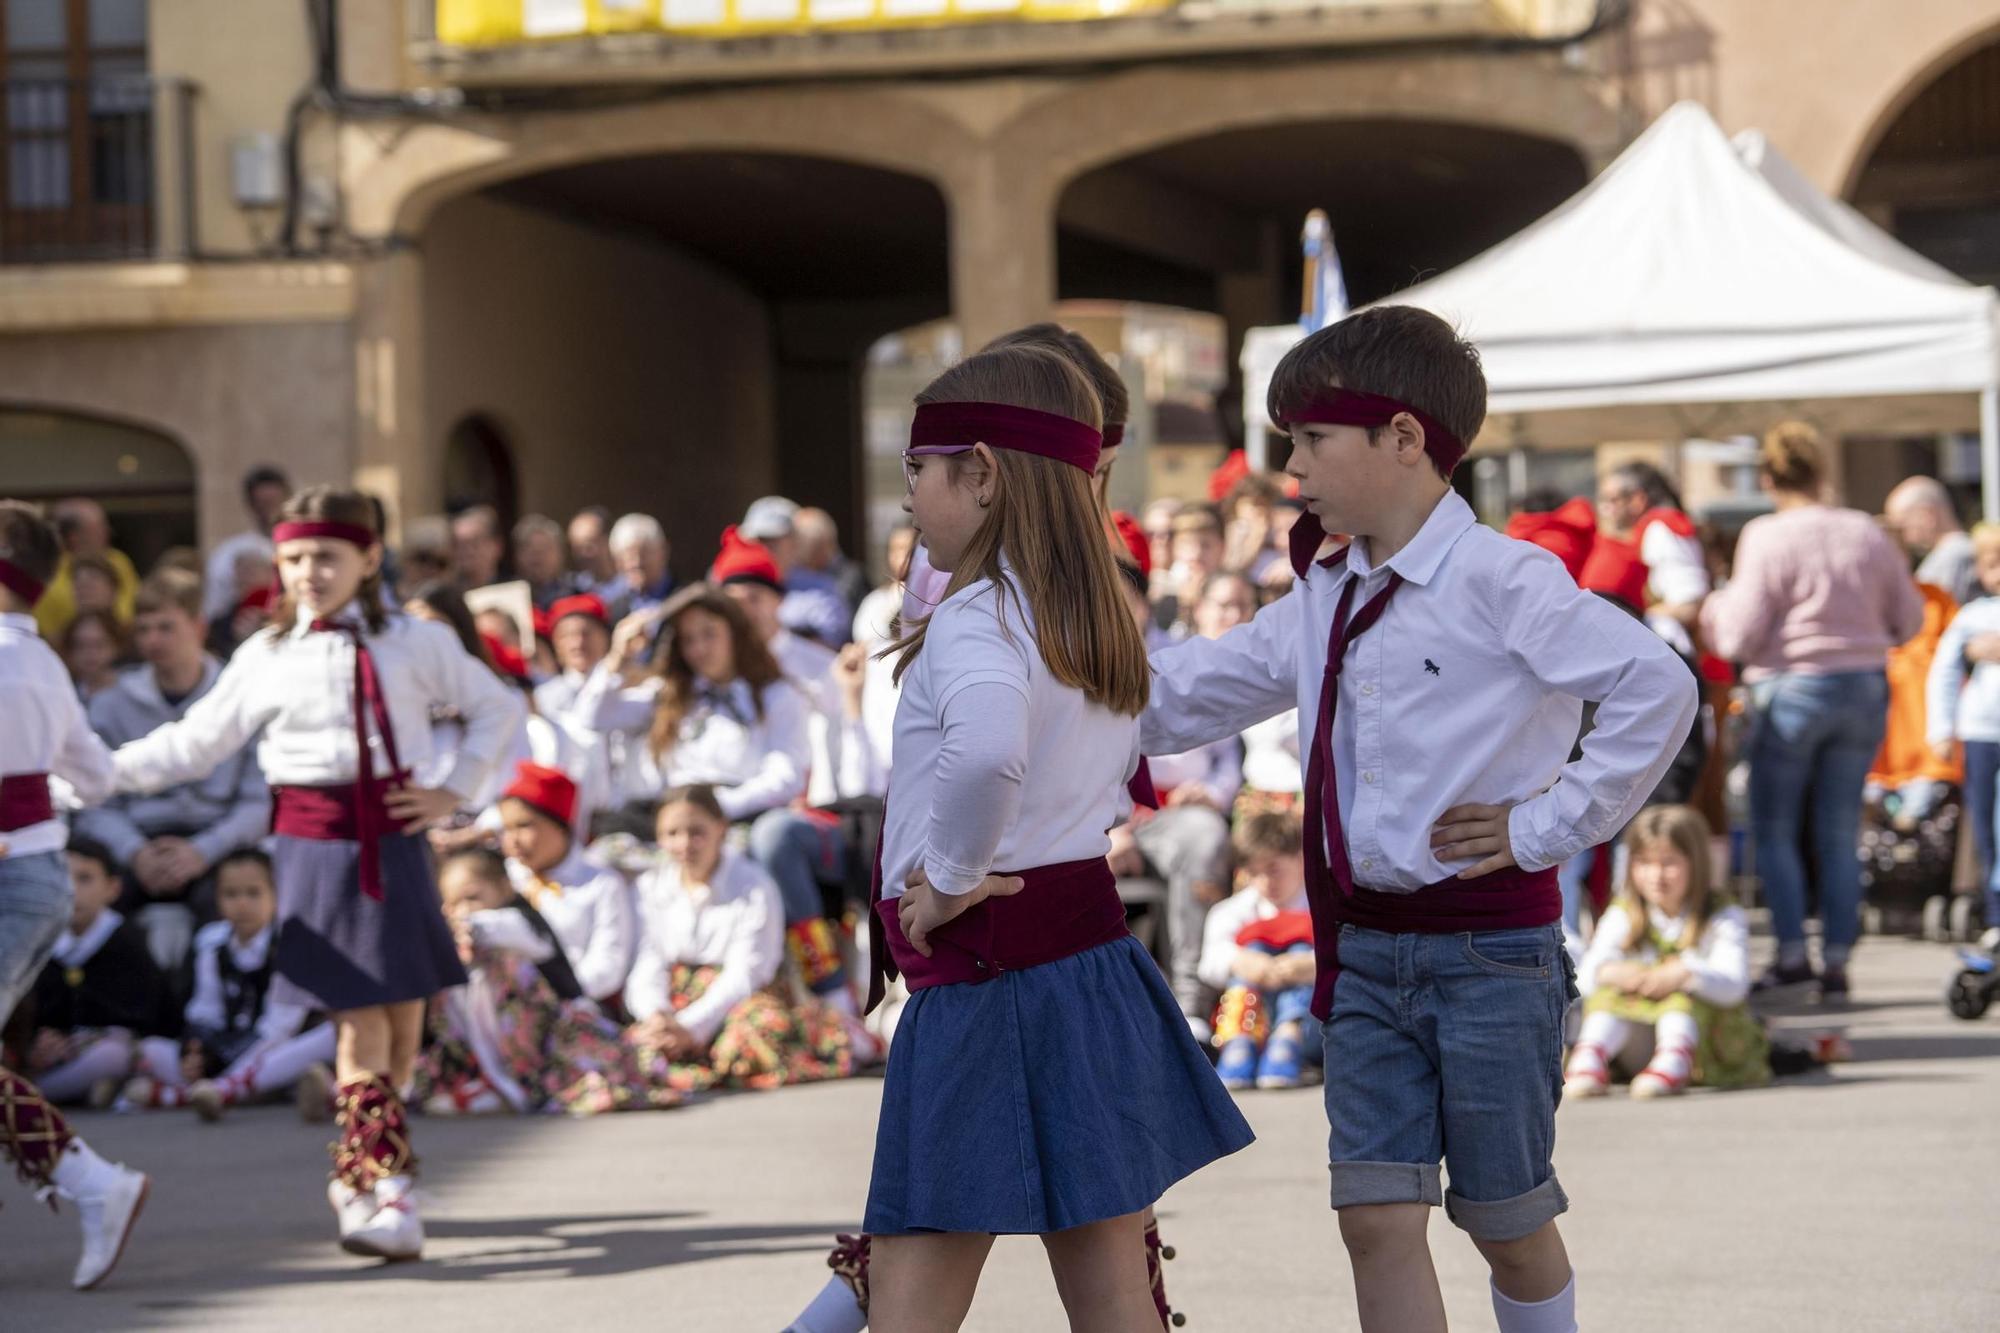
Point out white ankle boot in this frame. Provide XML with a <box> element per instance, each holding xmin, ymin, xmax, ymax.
<box><xmin>327</xmin><ymin>1175</ymin><xmax>379</xmax><ymax>1251</ymax></box>
<box><xmin>338</xmin><ymin>1173</ymin><xmax>423</xmax><ymax>1261</ymax></box>
<box><xmin>48</xmin><ymin>1139</ymin><xmax>149</xmax><ymax>1290</ymax></box>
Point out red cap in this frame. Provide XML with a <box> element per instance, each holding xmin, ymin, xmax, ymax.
<box><xmin>1504</xmin><ymin>497</ymin><xmax>1597</xmax><ymax>584</ymax></box>
<box><xmin>549</xmin><ymin>593</ymin><xmax>610</xmax><ymax>629</ymax></box>
<box><xmin>531</xmin><ymin>607</ymin><xmax>554</xmax><ymax>642</ymax></box>
<box><xmin>710</xmin><ymin>525</ymin><xmax>784</xmax><ymax>592</ymax></box>
<box><xmin>1111</xmin><ymin>510</ymin><xmax>1151</xmax><ymax>578</ymax></box>
<box><xmin>502</xmin><ymin>761</ymin><xmax>577</xmax><ymax>830</ymax></box>
<box><xmin>1579</xmin><ymin>534</ymin><xmax>1649</xmax><ymax>613</ymax></box>
<box><xmin>480</xmin><ymin>631</ymin><xmax>530</xmax><ymax>682</ymax></box>
<box><xmin>1208</xmin><ymin>449</ymin><xmax>1251</xmax><ymax>503</ymax></box>
<box><xmin>235</xmin><ymin>585</ymin><xmax>276</xmax><ymax>616</ymax></box>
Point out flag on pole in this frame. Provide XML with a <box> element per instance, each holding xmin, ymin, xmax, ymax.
<box><xmin>1299</xmin><ymin>209</ymin><xmax>1348</xmax><ymax>333</ymax></box>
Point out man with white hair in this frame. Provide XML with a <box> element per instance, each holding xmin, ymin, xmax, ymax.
<box><xmin>608</xmin><ymin>513</ymin><xmax>675</xmax><ymax>617</ymax></box>
<box><xmin>1886</xmin><ymin>475</ymin><xmax>1977</xmax><ymax>606</ymax></box>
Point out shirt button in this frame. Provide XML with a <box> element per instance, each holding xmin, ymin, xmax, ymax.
<box><xmin>1361</xmin><ymin>684</ymin><xmax>1376</xmax><ymax>696</ymax></box>
<box><xmin>1362</xmin><ymin>771</ymin><xmax>1376</xmax><ymax>785</ymax></box>
<box><xmin>1359</xmin><ymin>859</ymin><xmax>1373</xmax><ymax>871</ymax></box>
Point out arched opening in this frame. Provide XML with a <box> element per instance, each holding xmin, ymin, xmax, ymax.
<box><xmin>443</xmin><ymin>412</ymin><xmax>520</xmax><ymax>525</ymax></box>
<box><xmin>420</xmin><ymin>150</ymin><xmax>949</xmax><ymax>582</ymax></box>
<box><xmin>0</xmin><ymin>405</ymin><xmax>193</xmax><ymax>571</ymax></box>
<box><xmin>1850</xmin><ymin>30</ymin><xmax>2000</xmax><ymax>285</ymax></box>
<box><xmin>1055</xmin><ymin>118</ymin><xmax>1591</xmax><ymax>445</ymax></box>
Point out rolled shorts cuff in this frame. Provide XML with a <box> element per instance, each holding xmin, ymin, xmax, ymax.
<box><xmin>1328</xmin><ymin>1160</ymin><xmax>1444</xmax><ymax>1210</ymax></box>
<box><xmin>1443</xmin><ymin>1174</ymin><xmax>1569</xmax><ymax>1241</ymax></box>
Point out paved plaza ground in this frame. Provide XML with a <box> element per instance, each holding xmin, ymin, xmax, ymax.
<box><xmin>4</xmin><ymin>934</ymin><xmax>1994</xmax><ymax>1331</ymax></box>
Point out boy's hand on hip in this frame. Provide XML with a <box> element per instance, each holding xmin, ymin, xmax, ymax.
<box><xmin>1432</xmin><ymin>804</ymin><xmax>1520</xmax><ymax>880</ymax></box>
<box><xmin>897</xmin><ymin>867</ymin><xmax>1025</xmax><ymax>959</ymax></box>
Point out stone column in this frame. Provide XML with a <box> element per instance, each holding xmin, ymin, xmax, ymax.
<box><xmin>349</xmin><ymin>249</ymin><xmax>437</xmax><ymax>538</ymax></box>
<box><xmin>947</xmin><ymin>153</ymin><xmax>1056</xmax><ymax>348</ymax></box>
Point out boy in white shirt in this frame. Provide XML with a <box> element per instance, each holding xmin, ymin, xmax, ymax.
<box><xmin>1144</xmin><ymin>307</ymin><xmax>1697</xmax><ymax>1333</ymax></box>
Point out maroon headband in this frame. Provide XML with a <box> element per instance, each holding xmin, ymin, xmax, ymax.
<box><xmin>910</xmin><ymin>401</ymin><xmax>1102</xmax><ymax>475</ymax></box>
<box><xmin>272</xmin><ymin>520</ymin><xmax>379</xmax><ymax>550</ymax></box>
<box><xmin>1272</xmin><ymin>389</ymin><xmax>1469</xmax><ymax>478</ymax></box>
<box><xmin>0</xmin><ymin>556</ymin><xmax>45</xmax><ymax>607</ymax></box>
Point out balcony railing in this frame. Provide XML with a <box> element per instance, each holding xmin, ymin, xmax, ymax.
<box><xmin>0</xmin><ymin>75</ymin><xmax>195</xmax><ymax>264</ymax></box>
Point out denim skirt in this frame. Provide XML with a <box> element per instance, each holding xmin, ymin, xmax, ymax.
<box><xmin>269</xmin><ymin>831</ymin><xmax>467</xmax><ymax>1012</ymax></box>
<box><xmin>863</xmin><ymin>933</ymin><xmax>1254</xmax><ymax>1235</ymax></box>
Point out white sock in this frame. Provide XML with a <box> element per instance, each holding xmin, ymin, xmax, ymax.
<box><xmin>1492</xmin><ymin>1272</ymin><xmax>1577</xmax><ymax>1333</ymax></box>
<box><xmin>1645</xmin><ymin>1011</ymin><xmax>1699</xmax><ymax>1082</ymax></box>
<box><xmin>231</xmin><ymin>1024</ymin><xmax>339</xmax><ymax>1097</ymax></box>
<box><xmin>1569</xmin><ymin>1011</ymin><xmax>1631</xmax><ymax>1078</ymax></box>
<box><xmin>785</xmin><ymin>1275</ymin><xmax>868</xmax><ymax>1333</ymax></box>
<box><xmin>136</xmin><ymin>1036</ymin><xmax>186</xmax><ymax>1087</ymax></box>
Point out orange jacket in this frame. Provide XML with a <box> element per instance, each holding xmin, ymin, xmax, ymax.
<box><xmin>1871</xmin><ymin>582</ymin><xmax>1963</xmax><ymax>787</ymax></box>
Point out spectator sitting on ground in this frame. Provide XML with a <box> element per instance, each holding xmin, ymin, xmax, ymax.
<box><xmin>514</xmin><ymin>513</ymin><xmax>585</xmax><ymax>611</ymax></box>
<box><xmin>609</xmin><ymin>512</ymin><xmax>675</xmax><ymax>618</ymax></box>
<box><xmin>60</xmin><ymin>609</ymin><xmax>129</xmax><ymax>705</ymax></box>
<box><xmin>452</xmin><ymin>504</ymin><xmax>506</xmax><ymax>591</ymax></box>
<box><xmin>535</xmin><ymin>594</ymin><xmax>612</xmax><ymax>726</ymax></box>
<box><xmin>1886</xmin><ymin>475</ymin><xmax>1978</xmax><ymax>609</ymax></box>
<box><xmin>497</xmin><ymin>763</ymin><xmax>637</xmax><ymax>1008</ymax></box>
<box><xmin>740</xmin><ymin>496</ymin><xmax>851</xmax><ymax>647</ymax></box>
<box><xmin>1199</xmin><ymin>811</ymin><xmax>1317</xmax><ymax>1092</ymax></box>
<box><xmin>201</xmin><ymin>465</ymin><xmax>290</xmax><ymax>622</ymax></box>
<box><xmin>34</xmin><ymin>498</ymin><xmax>139</xmax><ymax>640</ymax></box>
<box><xmin>75</xmin><ymin>570</ymin><xmax>270</xmax><ymax>973</ymax></box>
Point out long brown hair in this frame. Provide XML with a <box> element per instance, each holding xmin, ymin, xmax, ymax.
<box><xmin>648</xmin><ymin>586</ymin><xmax>784</xmax><ymax>760</ymax></box>
<box><xmin>1617</xmin><ymin>805</ymin><xmax>1723</xmax><ymax>952</ymax></box>
<box><xmin>889</xmin><ymin>344</ymin><xmax>1151</xmax><ymax>717</ymax></box>
<box><xmin>267</xmin><ymin>486</ymin><xmax>388</xmax><ymax>636</ymax></box>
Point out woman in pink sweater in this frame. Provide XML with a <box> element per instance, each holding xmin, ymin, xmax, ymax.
<box><xmin>1701</xmin><ymin>423</ymin><xmax>1923</xmax><ymax>999</ymax></box>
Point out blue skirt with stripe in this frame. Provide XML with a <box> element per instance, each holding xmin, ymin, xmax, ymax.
<box><xmin>863</xmin><ymin>933</ymin><xmax>1254</xmax><ymax>1235</ymax></box>
<box><xmin>269</xmin><ymin>831</ymin><xmax>467</xmax><ymax>1012</ymax></box>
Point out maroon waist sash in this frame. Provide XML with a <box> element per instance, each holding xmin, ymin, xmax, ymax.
<box><xmin>869</xmin><ymin>857</ymin><xmax>1130</xmax><ymax>1007</ymax></box>
<box><xmin>1314</xmin><ymin>865</ymin><xmax>1560</xmax><ymax>1016</ymax></box>
<box><xmin>272</xmin><ymin>783</ymin><xmax>401</xmax><ymax>847</ymax></box>
<box><xmin>0</xmin><ymin>773</ymin><xmax>53</xmax><ymax>832</ymax></box>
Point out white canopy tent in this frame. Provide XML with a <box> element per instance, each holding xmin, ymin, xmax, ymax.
<box><xmin>1243</xmin><ymin>102</ymin><xmax>2000</xmax><ymax>517</ymax></box>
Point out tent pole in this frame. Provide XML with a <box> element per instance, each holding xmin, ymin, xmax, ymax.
<box><xmin>1984</xmin><ymin>384</ymin><xmax>2000</xmax><ymax>523</ymax></box>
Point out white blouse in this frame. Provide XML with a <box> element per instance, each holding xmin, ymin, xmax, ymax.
<box><xmin>625</xmin><ymin>849</ymin><xmax>784</xmax><ymax>1045</ymax></box>
<box><xmin>113</xmin><ymin>609</ymin><xmax>524</xmax><ymax>803</ymax></box>
<box><xmin>879</xmin><ymin>574</ymin><xmax>1140</xmax><ymax>899</ymax></box>
<box><xmin>574</xmin><ymin>666</ymin><xmax>811</xmax><ymax>821</ymax></box>
<box><xmin>506</xmin><ymin>845</ymin><xmax>638</xmax><ymax>1004</ymax></box>
<box><xmin>1576</xmin><ymin>901</ymin><xmax>1751</xmax><ymax>1009</ymax></box>
<box><xmin>0</xmin><ymin>612</ymin><xmax>115</xmax><ymax>857</ymax></box>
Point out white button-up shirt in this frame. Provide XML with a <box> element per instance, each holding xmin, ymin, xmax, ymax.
<box><xmin>1144</xmin><ymin>492</ymin><xmax>1697</xmax><ymax>889</ymax></box>
<box><xmin>1</xmin><ymin>611</ymin><xmax>115</xmax><ymax>857</ymax></box>
<box><xmin>575</xmin><ymin>667</ymin><xmax>812</xmax><ymax>821</ymax></box>
<box><xmin>114</xmin><ymin>610</ymin><xmax>525</xmax><ymax>802</ymax></box>
<box><xmin>506</xmin><ymin>844</ymin><xmax>637</xmax><ymax>1004</ymax></box>
<box><xmin>625</xmin><ymin>849</ymin><xmax>783</xmax><ymax>1045</ymax></box>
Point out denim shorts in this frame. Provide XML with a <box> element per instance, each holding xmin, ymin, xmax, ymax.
<box><xmin>0</xmin><ymin>851</ymin><xmax>73</xmax><ymax>1020</ymax></box>
<box><xmin>1322</xmin><ymin>922</ymin><xmax>1576</xmax><ymax>1242</ymax></box>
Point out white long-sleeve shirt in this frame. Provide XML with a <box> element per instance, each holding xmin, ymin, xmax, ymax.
<box><xmin>113</xmin><ymin>609</ymin><xmax>525</xmax><ymax>803</ymax></box>
<box><xmin>1240</xmin><ymin>709</ymin><xmax>1302</xmax><ymax>796</ymax></box>
<box><xmin>1145</xmin><ymin>737</ymin><xmax>1243</xmax><ymax>810</ymax></box>
<box><xmin>1143</xmin><ymin>492</ymin><xmax>1698</xmax><ymax>887</ymax></box>
<box><xmin>183</xmin><ymin>921</ymin><xmax>309</xmax><ymax>1049</ymax></box>
<box><xmin>1196</xmin><ymin>884</ymin><xmax>1312</xmax><ymax>992</ymax></box>
<box><xmin>880</xmin><ymin>572</ymin><xmax>1140</xmax><ymax>899</ymax></box>
<box><xmin>770</xmin><ymin>629</ymin><xmax>882</xmax><ymax>806</ymax></box>
<box><xmin>625</xmin><ymin>849</ymin><xmax>783</xmax><ymax>1044</ymax></box>
<box><xmin>574</xmin><ymin>666</ymin><xmax>811</xmax><ymax>821</ymax></box>
<box><xmin>505</xmin><ymin>845</ymin><xmax>637</xmax><ymax>1003</ymax></box>
<box><xmin>1</xmin><ymin>611</ymin><xmax>116</xmax><ymax>857</ymax></box>
<box><xmin>1576</xmin><ymin>901</ymin><xmax>1751</xmax><ymax>1009</ymax></box>
<box><xmin>1926</xmin><ymin>596</ymin><xmax>2000</xmax><ymax>747</ymax></box>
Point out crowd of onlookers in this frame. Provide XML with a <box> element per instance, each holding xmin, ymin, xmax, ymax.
<box><xmin>9</xmin><ymin>414</ymin><xmax>1990</xmax><ymax>1119</ymax></box>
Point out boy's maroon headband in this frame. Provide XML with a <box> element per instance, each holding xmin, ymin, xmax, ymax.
<box><xmin>0</xmin><ymin>556</ymin><xmax>44</xmax><ymax>606</ymax></box>
<box><xmin>1272</xmin><ymin>389</ymin><xmax>1469</xmax><ymax>478</ymax></box>
<box><xmin>272</xmin><ymin>520</ymin><xmax>379</xmax><ymax>550</ymax></box>
<box><xmin>909</xmin><ymin>401</ymin><xmax>1101</xmax><ymax>475</ymax></box>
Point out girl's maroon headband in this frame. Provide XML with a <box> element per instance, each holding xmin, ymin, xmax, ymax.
<box><xmin>0</xmin><ymin>556</ymin><xmax>44</xmax><ymax>607</ymax></box>
<box><xmin>909</xmin><ymin>401</ymin><xmax>1102</xmax><ymax>475</ymax></box>
<box><xmin>272</xmin><ymin>519</ymin><xmax>379</xmax><ymax>550</ymax></box>
<box><xmin>1272</xmin><ymin>388</ymin><xmax>1469</xmax><ymax>478</ymax></box>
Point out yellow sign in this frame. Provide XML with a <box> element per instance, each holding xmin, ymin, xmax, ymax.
<box><xmin>436</xmin><ymin>0</ymin><xmax>1176</xmax><ymax>44</ymax></box>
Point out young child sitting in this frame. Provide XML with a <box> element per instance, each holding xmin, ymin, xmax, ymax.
<box><xmin>626</xmin><ymin>785</ymin><xmax>856</xmax><ymax>1093</ymax></box>
<box><xmin>416</xmin><ymin>848</ymin><xmax>676</xmax><ymax>1116</ymax></box>
<box><xmin>1567</xmin><ymin>804</ymin><xmax>1767</xmax><ymax>1098</ymax></box>
<box><xmin>497</xmin><ymin>762</ymin><xmax>638</xmax><ymax>1008</ymax></box>
<box><xmin>123</xmin><ymin>849</ymin><xmax>337</xmax><ymax>1120</ymax></box>
<box><xmin>22</xmin><ymin>840</ymin><xmax>170</xmax><ymax>1105</ymax></box>
<box><xmin>1197</xmin><ymin>810</ymin><xmax>1318</xmax><ymax>1091</ymax></box>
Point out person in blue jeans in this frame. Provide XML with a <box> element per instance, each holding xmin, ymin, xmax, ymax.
<box><xmin>1702</xmin><ymin>423</ymin><xmax>1923</xmax><ymax>998</ymax></box>
<box><xmin>1925</xmin><ymin>523</ymin><xmax>2000</xmax><ymax>950</ymax></box>
<box><xmin>1197</xmin><ymin>810</ymin><xmax>1319</xmax><ymax>1090</ymax></box>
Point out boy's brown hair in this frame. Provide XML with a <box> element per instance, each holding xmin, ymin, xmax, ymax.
<box><xmin>1266</xmin><ymin>305</ymin><xmax>1488</xmax><ymax>472</ymax></box>
<box><xmin>1233</xmin><ymin>808</ymin><xmax>1304</xmax><ymax>861</ymax></box>
<box><xmin>0</xmin><ymin>499</ymin><xmax>60</xmax><ymax>592</ymax></box>
<box><xmin>134</xmin><ymin>568</ymin><xmax>203</xmax><ymax>621</ymax></box>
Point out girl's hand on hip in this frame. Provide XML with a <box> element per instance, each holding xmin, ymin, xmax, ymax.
<box><xmin>386</xmin><ymin>785</ymin><xmax>463</xmax><ymax>833</ymax></box>
<box><xmin>897</xmin><ymin>866</ymin><xmax>1025</xmax><ymax>959</ymax></box>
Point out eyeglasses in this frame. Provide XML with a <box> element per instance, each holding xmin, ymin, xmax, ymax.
<box><xmin>901</xmin><ymin>444</ymin><xmax>973</xmax><ymax>494</ymax></box>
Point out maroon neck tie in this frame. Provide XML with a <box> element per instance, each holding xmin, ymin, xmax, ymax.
<box><xmin>311</xmin><ymin>619</ymin><xmax>407</xmax><ymax>902</ymax></box>
<box><xmin>1300</xmin><ymin>566</ymin><xmax>1403</xmax><ymax>1016</ymax></box>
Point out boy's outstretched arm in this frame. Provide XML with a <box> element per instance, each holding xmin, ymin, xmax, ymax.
<box><xmin>1143</xmin><ymin>590</ymin><xmax>1303</xmax><ymax>757</ymax></box>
